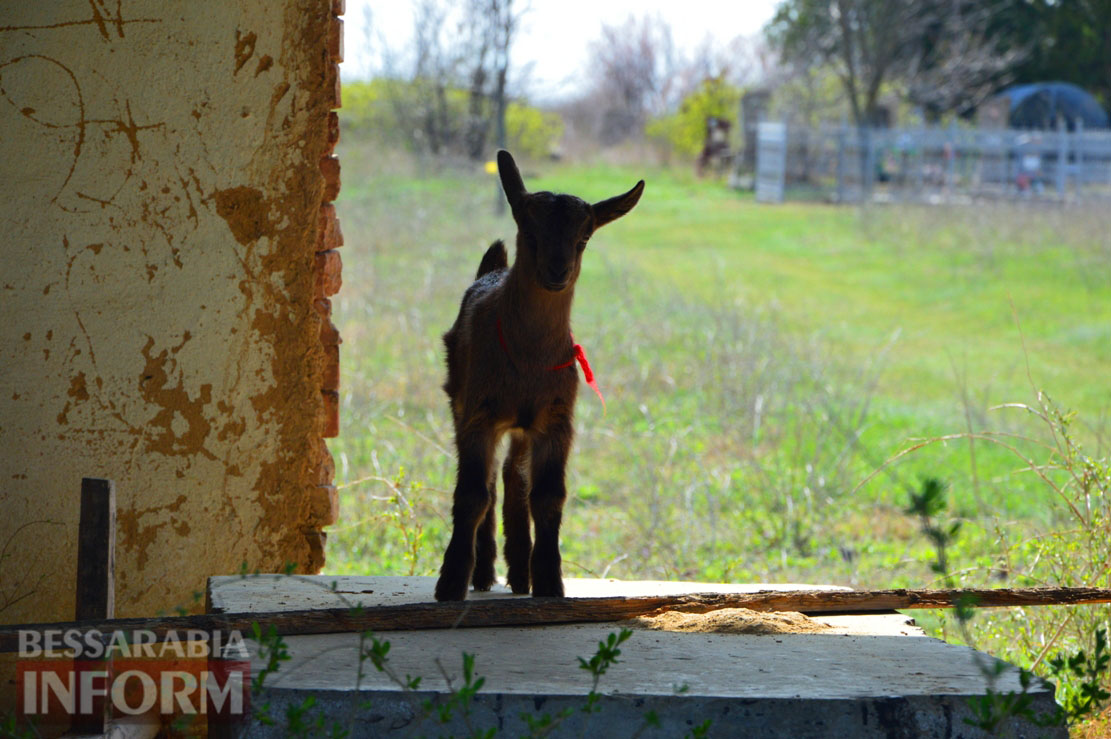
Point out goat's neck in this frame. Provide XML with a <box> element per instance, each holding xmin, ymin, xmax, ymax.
<box><xmin>502</xmin><ymin>263</ymin><xmax>574</xmax><ymax>346</ymax></box>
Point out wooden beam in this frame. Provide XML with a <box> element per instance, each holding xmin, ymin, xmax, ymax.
<box><xmin>3</xmin><ymin>586</ymin><xmax>1111</xmax><ymax>654</ymax></box>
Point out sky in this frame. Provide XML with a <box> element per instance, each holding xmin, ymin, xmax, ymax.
<box><xmin>343</xmin><ymin>0</ymin><xmax>780</xmax><ymax>101</ymax></box>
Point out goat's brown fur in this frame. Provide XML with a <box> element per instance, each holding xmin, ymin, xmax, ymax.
<box><xmin>434</xmin><ymin>150</ymin><xmax>645</xmax><ymax>601</ymax></box>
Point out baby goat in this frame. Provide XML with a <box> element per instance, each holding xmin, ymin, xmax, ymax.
<box><xmin>434</xmin><ymin>150</ymin><xmax>644</xmax><ymax>601</ymax></box>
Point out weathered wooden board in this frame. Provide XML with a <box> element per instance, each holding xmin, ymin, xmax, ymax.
<box><xmin>4</xmin><ymin>581</ymin><xmax>1110</xmax><ymax>653</ymax></box>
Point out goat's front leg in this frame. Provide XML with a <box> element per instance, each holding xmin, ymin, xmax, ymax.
<box><xmin>529</xmin><ymin>419</ymin><xmax>573</xmax><ymax>597</ymax></box>
<box><xmin>435</xmin><ymin>428</ymin><xmax>497</xmax><ymax>601</ymax></box>
<box><xmin>502</xmin><ymin>434</ymin><xmax>532</xmax><ymax>594</ymax></box>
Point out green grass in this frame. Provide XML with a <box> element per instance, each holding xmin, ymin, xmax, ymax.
<box><xmin>324</xmin><ymin>142</ymin><xmax>1111</xmax><ymax>652</ymax></box>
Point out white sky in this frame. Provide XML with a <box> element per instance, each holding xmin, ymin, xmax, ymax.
<box><xmin>344</xmin><ymin>0</ymin><xmax>780</xmax><ymax>101</ymax></box>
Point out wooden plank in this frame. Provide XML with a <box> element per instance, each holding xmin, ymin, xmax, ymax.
<box><xmin>3</xmin><ymin>587</ymin><xmax>1111</xmax><ymax>654</ymax></box>
<box><xmin>75</xmin><ymin>478</ymin><xmax>115</xmax><ymax>621</ymax></box>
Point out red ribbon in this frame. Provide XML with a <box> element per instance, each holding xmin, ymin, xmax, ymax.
<box><xmin>496</xmin><ymin>319</ymin><xmax>605</xmax><ymax>411</ymax></box>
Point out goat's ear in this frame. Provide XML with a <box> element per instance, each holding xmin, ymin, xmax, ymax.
<box><xmin>592</xmin><ymin>180</ymin><xmax>645</xmax><ymax>230</ymax></box>
<box><xmin>497</xmin><ymin>150</ymin><xmax>527</xmax><ymax>210</ymax></box>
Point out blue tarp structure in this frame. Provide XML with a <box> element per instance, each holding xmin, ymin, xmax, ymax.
<box><xmin>998</xmin><ymin>82</ymin><xmax>1109</xmax><ymax>130</ymax></box>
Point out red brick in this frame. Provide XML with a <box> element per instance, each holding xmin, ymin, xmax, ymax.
<box><xmin>322</xmin><ymin>344</ymin><xmax>340</xmax><ymax>391</ymax></box>
<box><xmin>304</xmin><ymin>529</ymin><xmax>327</xmax><ymax>570</ymax></box>
<box><xmin>321</xmin><ymin>390</ymin><xmax>339</xmax><ymax>437</ymax></box>
<box><xmin>317</xmin><ymin>202</ymin><xmax>343</xmax><ymax>250</ymax></box>
<box><xmin>326</xmin><ymin>61</ymin><xmax>341</xmax><ymax>110</ymax></box>
<box><xmin>307</xmin><ymin>484</ymin><xmax>339</xmax><ymax>527</ymax></box>
<box><xmin>328</xmin><ymin>17</ymin><xmax>344</xmax><ymax>63</ymax></box>
<box><xmin>320</xmin><ymin>156</ymin><xmax>341</xmax><ymax>202</ymax></box>
<box><xmin>331</xmin><ymin>0</ymin><xmax>345</xmax><ymax>16</ymax></box>
<box><xmin>316</xmin><ymin>297</ymin><xmax>340</xmax><ymax>346</ymax></box>
<box><xmin>324</xmin><ymin>111</ymin><xmax>340</xmax><ymax>155</ymax></box>
<box><xmin>316</xmin><ymin>448</ymin><xmax>336</xmax><ymax>485</ymax></box>
<box><xmin>320</xmin><ymin>316</ymin><xmax>340</xmax><ymax>347</ymax></box>
<box><xmin>315</xmin><ymin>249</ymin><xmax>342</xmax><ymax>297</ymax></box>
<box><xmin>315</xmin><ymin>436</ymin><xmax>334</xmax><ymax>480</ymax></box>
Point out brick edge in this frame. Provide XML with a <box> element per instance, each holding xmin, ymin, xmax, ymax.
<box><xmin>308</xmin><ymin>1</ymin><xmax>343</xmax><ymax>559</ymax></box>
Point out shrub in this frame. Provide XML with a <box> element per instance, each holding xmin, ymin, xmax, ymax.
<box><xmin>339</xmin><ymin>78</ymin><xmax>562</xmax><ymax>160</ymax></box>
<box><xmin>646</xmin><ymin>77</ymin><xmax>742</xmax><ymax>159</ymax></box>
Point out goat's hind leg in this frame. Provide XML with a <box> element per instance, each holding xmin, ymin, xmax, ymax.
<box><xmin>471</xmin><ymin>464</ymin><xmax>498</xmax><ymax>591</ymax></box>
<box><xmin>435</xmin><ymin>428</ymin><xmax>496</xmax><ymax>601</ymax></box>
<box><xmin>502</xmin><ymin>434</ymin><xmax>532</xmax><ymax>594</ymax></box>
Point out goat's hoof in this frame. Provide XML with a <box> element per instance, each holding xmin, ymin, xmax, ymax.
<box><xmin>505</xmin><ymin>566</ymin><xmax>529</xmax><ymax>594</ymax></box>
<box><xmin>434</xmin><ymin>576</ymin><xmax>468</xmax><ymax>602</ymax></box>
<box><xmin>471</xmin><ymin>568</ymin><xmax>496</xmax><ymax>592</ymax></box>
<box><xmin>531</xmin><ymin>580</ymin><xmax>565</xmax><ymax>598</ymax></box>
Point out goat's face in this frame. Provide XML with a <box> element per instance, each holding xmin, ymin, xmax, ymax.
<box><xmin>518</xmin><ymin>192</ymin><xmax>592</xmax><ymax>292</ymax></box>
<box><xmin>498</xmin><ymin>150</ymin><xmax>644</xmax><ymax>293</ymax></box>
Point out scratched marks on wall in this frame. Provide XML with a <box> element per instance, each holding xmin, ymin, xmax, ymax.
<box><xmin>0</xmin><ymin>61</ymin><xmax>187</xmax><ymax>250</ymax></box>
<box><xmin>0</xmin><ymin>55</ymin><xmax>86</xmax><ymax>209</ymax></box>
<box><xmin>0</xmin><ymin>12</ymin><xmax>186</xmax><ymax>286</ymax></box>
<box><xmin>0</xmin><ymin>3</ymin><xmax>164</xmax><ymax>205</ymax></box>
<box><xmin>0</xmin><ymin>0</ymin><xmax>337</xmax><ymax>622</ymax></box>
<box><xmin>0</xmin><ymin>1</ymin><xmax>160</xmax><ymax>38</ymax></box>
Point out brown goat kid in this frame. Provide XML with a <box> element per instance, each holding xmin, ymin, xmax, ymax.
<box><xmin>434</xmin><ymin>150</ymin><xmax>644</xmax><ymax>601</ymax></box>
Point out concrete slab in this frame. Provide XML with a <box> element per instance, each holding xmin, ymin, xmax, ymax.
<box><xmin>207</xmin><ymin>576</ymin><xmax>1064</xmax><ymax>738</ymax></box>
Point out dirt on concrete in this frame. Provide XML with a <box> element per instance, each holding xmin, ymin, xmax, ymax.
<box><xmin>628</xmin><ymin>608</ymin><xmax>830</xmax><ymax>635</ymax></box>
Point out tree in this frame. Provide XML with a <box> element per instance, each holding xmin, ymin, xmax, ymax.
<box><xmin>905</xmin><ymin>1</ymin><xmax>1026</xmax><ymax>121</ymax></box>
<box><xmin>408</xmin><ymin>0</ymin><xmax>454</xmax><ymax>155</ymax></box>
<box><xmin>767</xmin><ymin>0</ymin><xmax>1023</xmax><ymax>125</ymax></box>
<box><xmin>584</xmin><ymin>14</ymin><xmax>678</xmax><ymax>145</ymax></box>
<box><xmin>767</xmin><ymin>0</ymin><xmax>922</xmax><ymax>127</ymax></box>
<box><xmin>1008</xmin><ymin>0</ymin><xmax>1111</xmax><ymax>110</ymax></box>
<box><xmin>380</xmin><ymin>0</ymin><xmax>521</xmax><ymax>159</ymax></box>
<box><xmin>646</xmin><ymin>77</ymin><xmax>742</xmax><ymax>159</ymax></box>
<box><xmin>460</xmin><ymin>0</ymin><xmax>518</xmax><ymax>160</ymax></box>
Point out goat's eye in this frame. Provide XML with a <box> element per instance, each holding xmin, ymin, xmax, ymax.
<box><xmin>576</xmin><ymin>239</ymin><xmax>588</xmax><ymax>252</ymax></box>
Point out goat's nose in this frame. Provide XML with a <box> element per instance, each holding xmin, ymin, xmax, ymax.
<box><xmin>550</xmin><ymin>265</ymin><xmax>570</xmax><ymax>283</ymax></box>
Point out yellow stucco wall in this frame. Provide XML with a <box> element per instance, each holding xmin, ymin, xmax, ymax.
<box><xmin>0</xmin><ymin>0</ymin><xmax>335</xmax><ymax>625</ymax></box>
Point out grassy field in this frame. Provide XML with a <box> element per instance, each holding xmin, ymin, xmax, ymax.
<box><xmin>326</xmin><ymin>141</ymin><xmax>1111</xmax><ymax>707</ymax></box>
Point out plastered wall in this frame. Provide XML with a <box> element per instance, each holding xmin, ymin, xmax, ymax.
<box><xmin>0</xmin><ymin>0</ymin><xmax>344</xmax><ymax>625</ymax></box>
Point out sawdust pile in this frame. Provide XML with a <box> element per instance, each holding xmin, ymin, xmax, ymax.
<box><xmin>628</xmin><ymin>608</ymin><xmax>829</xmax><ymax>635</ymax></box>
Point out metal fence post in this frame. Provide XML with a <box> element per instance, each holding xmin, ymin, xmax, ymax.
<box><xmin>1075</xmin><ymin>119</ymin><xmax>1084</xmax><ymax>198</ymax></box>
<box><xmin>1056</xmin><ymin>115</ymin><xmax>1068</xmax><ymax>198</ymax></box>
<box><xmin>946</xmin><ymin>120</ymin><xmax>957</xmax><ymax>192</ymax></box>
<box><xmin>755</xmin><ymin>121</ymin><xmax>787</xmax><ymax>203</ymax></box>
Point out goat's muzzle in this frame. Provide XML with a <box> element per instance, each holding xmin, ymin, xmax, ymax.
<box><xmin>542</xmin><ymin>266</ymin><xmax>572</xmax><ymax>292</ymax></box>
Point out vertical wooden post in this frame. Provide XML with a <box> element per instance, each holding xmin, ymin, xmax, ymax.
<box><xmin>76</xmin><ymin>478</ymin><xmax>115</xmax><ymax>620</ymax></box>
<box><xmin>71</xmin><ymin>477</ymin><xmax>115</xmax><ymax>734</ymax></box>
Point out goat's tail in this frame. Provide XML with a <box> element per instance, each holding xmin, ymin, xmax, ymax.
<box><xmin>476</xmin><ymin>240</ymin><xmax>508</xmax><ymax>279</ymax></box>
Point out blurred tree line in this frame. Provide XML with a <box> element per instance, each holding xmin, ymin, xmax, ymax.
<box><xmin>1005</xmin><ymin>0</ymin><xmax>1111</xmax><ymax>110</ymax></box>
<box><xmin>768</xmin><ymin>0</ymin><xmax>1111</xmax><ymax>128</ymax></box>
<box><xmin>342</xmin><ymin>78</ymin><xmax>564</xmax><ymax>161</ymax></box>
<box><xmin>346</xmin><ymin>1</ymin><xmax>1109</xmax><ymax>164</ymax></box>
<box><xmin>342</xmin><ymin>0</ymin><xmax>567</xmax><ymax>161</ymax></box>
